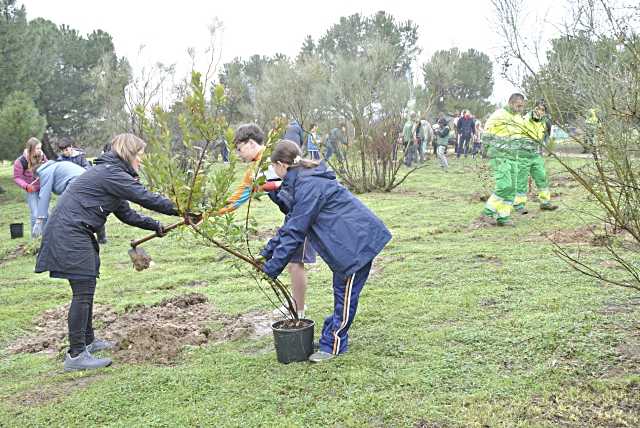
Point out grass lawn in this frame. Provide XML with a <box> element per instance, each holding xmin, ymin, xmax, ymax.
<box><xmin>0</xmin><ymin>156</ymin><xmax>638</xmax><ymax>427</ymax></box>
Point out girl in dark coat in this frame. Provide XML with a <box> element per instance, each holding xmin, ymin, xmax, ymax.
<box><xmin>35</xmin><ymin>133</ymin><xmax>179</xmax><ymax>371</ymax></box>
<box><xmin>260</xmin><ymin>140</ymin><xmax>392</xmax><ymax>363</ymax></box>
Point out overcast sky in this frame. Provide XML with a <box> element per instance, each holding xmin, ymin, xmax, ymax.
<box><xmin>21</xmin><ymin>0</ymin><xmax>561</xmax><ymax>103</ymax></box>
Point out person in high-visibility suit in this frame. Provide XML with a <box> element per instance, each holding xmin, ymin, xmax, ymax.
<box><xmin>584</xmin><ymin>107</ymin><xmax>599</xmax><ymax>153</ymax></box>
<box><xmin>478</xmin><ymin>93</ymin><xmax>528</xmax><ymax>226</ymax></box>
<box><xmin>513</xmin><ymin>100</ymin><xmax>559</xmax><ymax>213</ymax></box>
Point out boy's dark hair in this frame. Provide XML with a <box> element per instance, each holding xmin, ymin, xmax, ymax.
<box><xmin>508</xmin><ymin>93</ymin><xmax>525</xmax><ymax>103</ymax></box>
<box><xmin>57</xmin><ymin>137</ymin><xmax>73</xmax><ymax>151</ymax></box>
<box><xmin>233</xmin><ymin>123</ymin><xmax>265</xmax><ymax>145</ymax></box>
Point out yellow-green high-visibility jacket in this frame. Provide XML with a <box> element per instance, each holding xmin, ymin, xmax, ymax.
<box><xmin>522</xmin><ymin>113</ymin><xmax>546</xmax><ymax>143</ymax></box>
<box><xmin>483</xmin><ymin>108</ymin><xmax>538</xmax><ymax>159</ymax></box>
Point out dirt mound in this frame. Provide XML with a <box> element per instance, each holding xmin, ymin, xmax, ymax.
<box><xmin>470</xmin><ymin>191</ymin><xmax>490</xmax><ymax>202</ymax></box>
<box><xmin>545</xmin><ymin>225</ymin><xmax>606</xmax><ymax>245</ymax></box>
<box><xmin>550</xmin><ymin>174</ymin><xmax>579</xmax><ymax>188</ymax></box>
<box><xmin>7</xmin><ymin>293</ymin><xmax>274</xmax><ymax>364</ymax></box>
<box><xmin>523</xmin><ymin>224</ymin><xmax>608</xmax><ymax>246</ymax></box>
<box><xmin>0</xmin><ymin>242</ymin><xmax>38</xmax><ymax>266</ymax></box>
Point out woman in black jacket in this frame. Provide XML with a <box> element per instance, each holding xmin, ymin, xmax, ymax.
<box><xmin>36</xmin><ymin>133</ymin><xmax>179</xmax><ymax>371</ymax></box>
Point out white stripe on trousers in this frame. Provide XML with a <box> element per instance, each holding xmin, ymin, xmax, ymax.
<box><xmin>332</xmin><ymin>272</ymin><xmax>355</xmax><ymax>355</ymax></box>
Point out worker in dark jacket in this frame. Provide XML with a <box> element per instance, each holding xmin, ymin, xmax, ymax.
<box><xmin>283</xmin><ymin>119</ymin><xmax>304</xmax><ymax>147</ymax></box>
<box><xmin>35</xmin><ymin>133</ymin><xmax>179</xmax><ymax>372</ymax></box>
<box><xmin>456</xmin><ymin>110</ymin><xmax>476</xmax><ymax>158</ymax></box>
<box><xmin>260</xmin><ymin>140</ymin><xmax>392</xmax><ymax>363</ymax></box>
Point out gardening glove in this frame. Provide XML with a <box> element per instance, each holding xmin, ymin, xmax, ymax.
<box><xmin>184</xmin><ymin>212</ymin><xmax>203</xmax><ymax>225</ymax></box>
<box><xmin>26</xmin><ymin>184</ymin><xmax>35</xmax><ymax>193</ymax></box>
<box><xmin>32</xmin><ymin>218</ymin><xmax>45</xmax><ymax>238</ymax></box>
<box><xmin>155</xmin><ymin>221</ymin><xmax>167</xmax><ymax>237</ymax></box>
<box><xmin>260</xmin><ymin>181</ymin><xmax>281</xmax><ymax>192</ymax></box>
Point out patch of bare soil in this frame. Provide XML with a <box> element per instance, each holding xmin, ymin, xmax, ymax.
<box><xmin>12</xmin><ymin>374</ymin><xmax>105</xmax><ymax>407</ymax></box>
<box><xmin>370</xmin><ymin>254</ymin><xmax>406</xmax><ymax>278</ymax></box>
<box><xmin>413</xmin><ymin>421</ymin><xmax>449</xmax><ymax>428</ymax></box>
<box><xmin>550</xmin><ymin>174</ymin><xmax>580</xmax><ymax>189</ymax></box>
<box><xmin>250</xmin><ymin>227</ymin><xmax>279</xmax><ymax>241</ymax></box>
<box><xmin>527</xmin><ymin>224</ymin><xmax>607</xmax><ymax>246</ymax></box>
<box><xmin>528</xmin><ymin>380</ymin><xmax>640</xmax><ymax>427</ymax></box>
<box><xmin>468</xmin><ymin>215</ymin><xmax>497</xmax><ymax>229</ymax></box>
<box><xmin>0</xmin><ymin>242</ymin><xmax>37</xmax><ymax>266</ymax></box>
<box><xmin>7</xmin><ymin>293</ymin><xmax>273</xmax><ymax>364</ymax></box>
<box><xmin>470</xmin><ymin>191</ymin><xmax>490</xmax><ymax>202</ymax></box>
<box><xmin>472</xmin><ymin>253</ymin><xmax>503</xmax><ymax>266</ymax></box>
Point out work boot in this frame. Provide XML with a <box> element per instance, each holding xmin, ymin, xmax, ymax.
<box><xmin>86</xmin><ymin>338</ymin><xmax>114</xmax><ymax>353</ymax></box>
<box><xmin>64</xmin><ymin>350</ymin><xmax>112</xmax><ymax>372</ymax></box>
<box><xmin>476</xmin><ymin>213</ymin><xmax>497</xmax><ymax>226</ymax></box>
<box><xmin>309</xmin><ymin>351</ymin><xmax>335</xmax><ymax>363</ymax></box>
<box><xmin>540</xmin><ymin>203</ymin><xmax>559</xmax><ymax>211</ymax></box>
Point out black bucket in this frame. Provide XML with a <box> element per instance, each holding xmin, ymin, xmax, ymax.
<box><xmin>272</xmin><ymin>319</ymin><xmax>315</xmax><ymax>364</ymax></box>
<box><xmin>10</xmin><ymin>223</ymin><xmax>23</xmax><ymax>239</ymax></box>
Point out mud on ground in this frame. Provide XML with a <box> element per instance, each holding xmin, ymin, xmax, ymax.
<box><xmin>7</xmin><ymin>293</ymin><xmax>273</xmax><ymax>365</ymax></box>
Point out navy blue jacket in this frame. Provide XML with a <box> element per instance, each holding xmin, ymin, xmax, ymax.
<box><xmin>57</xmin><ymin>149</ymin><xmax>91</xmax><ymax>169</ymax></box>
<box><xmin>283</xmin><ymin>121</ymin><xmax>304</xmax><ymax>146</ymax></box>
<box><xmin>261</xmin><ymin>162</ymin><xmax>391</xmax><ymax>278</ymax></box>
<box><xmin>35</xmin><ymin>151</ymin><xmax>178</xmax><ymax>278</ymax></box>
<box><xmin>457</xmin><ymin>116</ymin><xmax>476</xmax><ymax>136</ymax></box>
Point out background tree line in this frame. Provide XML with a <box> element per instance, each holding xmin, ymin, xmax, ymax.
<box><xmin>0</xmin><ymin>0</ymin><xmax>130</xmax><ymax>159</ymax></box>
<box><xmin>0</xmin><ymin>3</ymin><xmax>496</xmax><ymax>171</ymax></box>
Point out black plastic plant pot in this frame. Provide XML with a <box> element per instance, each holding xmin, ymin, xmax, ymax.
<box><xmin>10</xmin><ymin>223</ymin><xmax>23</xmax><ymax>239</ymax></box>
<box><xmin>271</xmin><ymin>318</ymin><xmax>315</xmax><ymax>364</ymax></box>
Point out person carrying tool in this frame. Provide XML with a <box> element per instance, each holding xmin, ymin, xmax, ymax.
<box><xmin>35</xmin><ymin>133</ymin><xmax>179</xmax><ymax>372</ymax></box>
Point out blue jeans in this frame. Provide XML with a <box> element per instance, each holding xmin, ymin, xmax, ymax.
<box><xmin>26</xmin><ymin>191</ymin><xmax>40</xmax><ymax>236</ymax></box>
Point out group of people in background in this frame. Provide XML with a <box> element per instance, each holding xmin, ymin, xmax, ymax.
<box><xmin>401</xmin><ymin>109</ymin><xmax>485</xmax><ymax>171</ymax></box>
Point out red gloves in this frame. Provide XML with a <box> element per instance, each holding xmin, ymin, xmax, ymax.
<box><xmin>261</xmin><ymin>181</ymin><xmax>281</xmax><ymax>192</ymax></box>
<box><xmin>26</xmin><ymin>184</ymin><xmax>35</xmax><ymax>193</ymax></box>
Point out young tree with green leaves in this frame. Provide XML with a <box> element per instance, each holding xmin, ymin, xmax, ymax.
<box><xmin>138</xmin><ymin>71</ymin><xmax>300</xmax><ymax>319</ymax></box>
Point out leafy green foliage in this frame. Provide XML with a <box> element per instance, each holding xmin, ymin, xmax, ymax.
<box><xmin>0</xmin><ymin>91</ymin><xmax>46</xmax><ymax>160</ymax></box>
<box><xmin>422</xmin><ymin>48</ymin><xmax>495</xmax><ymax>117</ymax></box>
<box><xmin>316</xmin><ymin>11</ymin><xmax>420</xmax><ymax>76</ymax></box>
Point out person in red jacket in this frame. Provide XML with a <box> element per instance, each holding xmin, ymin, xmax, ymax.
<box><xmin>13</xmin><ymin>137</ymin><xmax>47</xmax><ymax>237</ymax></box>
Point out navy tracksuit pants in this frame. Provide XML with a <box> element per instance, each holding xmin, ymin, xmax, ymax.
<box><xmin>319</xmin><ymin>261</ymin><xmax>373</xmax><ymax>355</ymax></box>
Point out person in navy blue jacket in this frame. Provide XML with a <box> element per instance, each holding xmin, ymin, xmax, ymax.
<box><xmin>260</xmin><ymin>140</ymin><xmax>392</xmax><ymax>363</ymax></box>
<box><xmin>283</xmin><ymin>120</ymin><xmax>304</xmax><ymax>147</ymax></box>
<box><xmin>57</xmin><ymin>137</ymin><xmax>91</xmax><ymax>169</ymax></box>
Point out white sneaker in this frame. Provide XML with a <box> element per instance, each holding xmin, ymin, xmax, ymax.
<box><xmin>272</xmin><ymin>304</ymin><xmax>307</xmax><ymax>318</ymax></box>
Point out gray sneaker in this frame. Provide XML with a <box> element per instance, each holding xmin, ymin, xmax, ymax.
<box><xmin>309</xmin><ymin>351</ymin><xmax>335</xmax><ymax>363</ymax></box>
<box><xmin>86</xmin><ymin>338</ymin><xmax>114</xmax><ymax>353</ymax></box>
<box><xmin>64</xmin><ymin>350</ymin><xmax>112</xmax><ymax>372</ymax></box>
